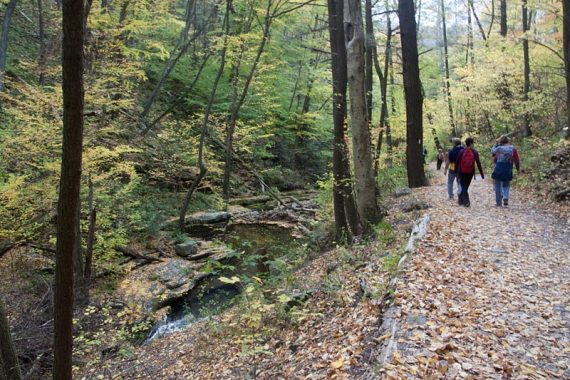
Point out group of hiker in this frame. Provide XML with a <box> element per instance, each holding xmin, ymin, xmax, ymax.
<box><xmin>437</xmin><ymin>136</ymin><xmax>521</xmax><ymax>207</ymax></box>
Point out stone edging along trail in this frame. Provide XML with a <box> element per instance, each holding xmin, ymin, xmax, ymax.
<box><xmin>361</xmin><ymin>166</ymin><xmax>570</xmax><ymax>379</ymax></box>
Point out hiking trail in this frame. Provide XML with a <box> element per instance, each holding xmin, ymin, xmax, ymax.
<box><xmin>364</xmin><ymin>165</ymin><xmax>570</xmax><ymax>379</ymax></box>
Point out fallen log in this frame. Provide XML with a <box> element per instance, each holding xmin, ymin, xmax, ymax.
<box><xmin>114</xmin><ymin>246</ymin><xmax>163</xmax><ymax>264</ymax></box>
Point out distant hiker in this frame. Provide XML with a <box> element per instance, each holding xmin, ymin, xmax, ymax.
<box><xmin>436</xmin><ymin>149</ymin><xmax>444</xmax><ymax>170</ymax></box>
<box><xmin>444</xmin><ymin>138</ymin><xmax>463</xmax><ymax>199</ymax></box>
<box><xmin>456</xmin><ymin>137</ymin><xmax>484</xmax><ymax>207</ymax></box>
<box><xmin>422</xmin><ymin>146</ymin><xmax>428</xmax><ymax>164</ymax></box>
<box><xmin>491</xmin><ymin>135</ymin><xmax>521</xmax><ymax>207</ymax></box>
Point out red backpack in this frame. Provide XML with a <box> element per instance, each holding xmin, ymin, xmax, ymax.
<box><xmin>460</xmin><ymin>148</ymin><xmax>476</xmax><ymax>174</ymax></box>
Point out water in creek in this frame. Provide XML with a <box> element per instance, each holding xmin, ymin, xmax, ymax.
<box><xmin>146</xmin><ymin>223</ymin><xmax>300</xmax><ymax>342</ymax></box>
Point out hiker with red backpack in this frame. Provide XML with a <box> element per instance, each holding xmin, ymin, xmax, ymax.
<box><xmin>456</xmin><ymin>137</ymin><xmax>485</xmax><ymax>207</ymax></box>
<box><xmin>491</xmin><ymin>135</ymin><xmax>521</xmax><ymax>207</ymax></box>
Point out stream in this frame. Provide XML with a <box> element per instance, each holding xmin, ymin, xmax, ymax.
<box><xmin>146</xmin><ymin>223</ymin><xmax>301</xmax><ymax>342</ymax></box>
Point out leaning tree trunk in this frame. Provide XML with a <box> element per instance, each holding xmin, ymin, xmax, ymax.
<box><xmin>328</xmin><ymin>0</ymin><xmax>363</xmax><ymax>239</ymax></box>
<box><xmin>222</xmin><ymin>0</ymin><xmax>272</xmax><ymax>203</ymax></box>
<box><xmin>522</xmin><ymin>0</ymin><xmax>532</xmax><ymax>136</ymax></box>
<box><xmin>54</xmin><ymin>0</ymin><xmax>84</xmax><ymax>377</ymax></box>
<box><xmin>440</xmin><ymin>0</ymin><xmax>456</xmax><ymax>136</ymax></box>
<box><xmin>179</xmin><ymin>4</ymin><xmax>230</xmax><ymax>232</ymax></box>
<box><xmin>0</xmin><ymin>299</ymin><xmax>21</xmax><ymax>380</ymax></box>
<box><xmin>562</xmin><ymin>0</ymin><xmax>570</xmax><ymax>139</ymax></box>
<box><xmin>344</xmin><ymin>0</ymin><xmax>380</xmax><ymax>228</ymax></box>
<box><xmin>500</xmin><ymin>0</ymin><xmax>507</xmax><ymax>37</ymax></box>
<box><xmin>399</xmin><ymin>0</ymin><xmax>428</xmax><ymax>188</ymax></box>
<box><xmin>0</xmin><ymin>0</ymin><xmax>18</xmax><ymax>91</ymax></box>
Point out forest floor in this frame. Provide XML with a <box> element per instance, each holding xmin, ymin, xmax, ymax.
<box><xmin>73</xmin><ymin>164</ymin><xmax>569</xmax><ymax>379</ymax></box>
<box><xmin>360</xmin><ymin>165</ymin><xmax>570</xmax><ymax>379</ymax></box>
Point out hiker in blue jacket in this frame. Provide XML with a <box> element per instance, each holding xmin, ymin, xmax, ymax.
<box><xmin>444</xmin><ymin>138</ymin><xmax>463</xmax><ymax>199</ymax></box>
<box><xmin>456</xmin><ymin>137</ymin><xmax>485</xmax><ymax>207</ymax></box>
<box><xmin>491</xmin><ymin>135</ymin><xmax>521</xmax><ymax>207</ymax></box>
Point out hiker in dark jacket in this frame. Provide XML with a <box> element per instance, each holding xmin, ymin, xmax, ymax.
<box><xmin>491</xmin><ymin>135</ymin><xmax>521</xmax><ymax>207</ymax></box>
<box><xmin>456</xmin><ymin>137</ymin><xmax>484</xmax><ymax>207</ymax></box>
<box><xmin>444</xmin><ymin>138</ymin><xmax>464</xmax><ymax>199</ymax></box>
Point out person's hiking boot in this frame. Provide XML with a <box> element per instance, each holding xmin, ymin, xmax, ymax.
<box><xmin>503</xmin><ymin>198</ymin><xmax>508</xmax><ymax>207</ymax></box>
<box><xmin>464</xmin><ymin>202</ymin><xmax>471</xmax><ymax>207</ymax></box>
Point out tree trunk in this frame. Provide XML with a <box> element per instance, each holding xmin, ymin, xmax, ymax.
<box><xmin>0</xmin><ymin>0</ymin><xmax>18</xmax><ymax>91</ymax></box>
<box><xmin>37</xmin><ymin>0</ymin><xmax>47</xmax><ymax>84</ymax></box>
<box><xmin>562</xmin><ymin>0</ymin><xmax>570</xmax><ymax>139</ymax></box>
<box><xmin>487</xmin><ymin>0</ymin><xmax>495</xmax><ymax>37</ymax></box>
<box><xmin>469</xmin><ymin>0</ymin><xmax>486</xmax><ymax>41</ymax></box>
<box><xmin>222</xmin><ymin>0</ymin><xmax>272</xmax><ymax>204</ymax></box>
<box><xmin>522</xmin><ymin>0</ymin><xmax>532</xmax><ymax>136</ymax></box>
<box><xmin>373</xmin><ymin>10</ymin><xmax>392</xmax><ymax>175</ymax></box>
<box><xmin>0</xmin><ymin>299</ymin><xmax>21</xmax><ymax>380</ymax></box>
<box><xmin>399</xmin><ymin>0</ymin><xmax>428</xmax><ymax>188</ymax></box>
<box><xmin>327</xmin><ymin>0</ymin><xmax>363</xmax><ymax>239</ymax></box>
<box><xmin>365</xmin><ymin>0</ymin><xmax>374</xmax><ymax>126</ymax></box>
<box><xmin>500</xmin><ymin>0</ymin><xmax>507</xmax><ymax>37</ymax></box>
<box><xmin>344</xmin><ymin>0</ymin><xmax>379</xmax><ymax>227</ymax></box>
<box><xmin>54</xmin><ymin>0</ymin><xmax>84</xmax><ymax>376</ymax></box>
<box><xmin>440</xmin><ymin>0</ymin><xmax>456</xmax><ymax>136</ymax></box>
<box><xmin>288</xmin><ymin>60</ymin><xmax>303</xmax><ymax>112</ymax></box>
<box><xmin>179</xmin><ymin>4</ymin><xmax>230</xmax><ymax>231</ymax></box>
<box><xmin>141</xmin><ymin>0</ymin><xmax>196</xmax><ymax>119</ymax></box>
<box><xmin>119</xmin><ymin>0</ymin><xmax>130</xmax><ymax>24</ymax></box>
<box><xmin>84</xmin><ymin>176</ymin><xmax>96</xmax><ymax>288</ymax></box>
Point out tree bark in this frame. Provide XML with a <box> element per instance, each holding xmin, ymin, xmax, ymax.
<box><xmin>0</xmin><ymin>299</ymin><xmax>21</xmax><ymax>380</ymax></box>
<box><xmin>0</xmin><ymin>0</ymin><xmax>18</xmax><ymax>91</ymax></box>
<box><xmin>179</xmin><ymin>4</ymin><xmax>230</xmax><ymax>231</ymax></box>
<box><xmin>440</xmin><ymin>0</ymin><xmax>456</xmax><ymax>136</ymax></box>
<box><xmin>54</xmin><ymin>0</ymin><xmax>84</xmax><ymax>376</ymax></box>
<box><xmin>562</xmin><ymin>0</ymin><xmax>570</xmax><ymax>140</ymax></box>
<box><xmin>469</xmin><ymin>0</ymin><xmax>486</xmax><ymax>41</ymax></box>
<box><xmin>344</xmin><ymin>0</ymin><xmax>379</xmax><ymax>227</ymax></box>
<box><xmin>327</xmin><ymin>0</ymin><xmax>363</xmax><ymax>239</ymax></box>
<box><xmin>399</xmin><ymin>0</ymin><xmax>428</xmax><ymax>187</ymax></box>
<box><xmin>365</xmin><ymin>0</ymin><xmax>374</xmax><ymax>126</ymax></box>
<box><xmin>500</xmin><ymin>0</ymin><xmax>507</xmax><ymax>37</ymax></box>
<box><xmin>522</xmin><ymin>0</ymin><xmax>532</xmax><ymax>136</ymax></box>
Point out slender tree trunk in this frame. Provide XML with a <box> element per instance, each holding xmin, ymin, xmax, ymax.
<box><xmin>373</xmin><ymin>11</ymin><xmax>392</xmax><ymax>175</ymax></box>
<box><xmin>328</xmin><ymin>0</ymin><xmax>363</xmax><ymax>239</ymax></box>
<box><xmin>37</xmin><ymin>0</ymin><xmax>47</xmax><ymax>84</ymax></box>
<box><xmin>222</xmin><ymin>0</ymin><xmax>272</xmax><ymax>204</ymax></box>
<box><xmin>54</xmin><ymin>0</ymin><xmax>84</xmax><ymax>376</ymax></box>
<box><xmin>119</xmin><ymin>0</ymin><xmax>130</xmax><ymax>24</ymax></box>
<box><xmin>84</xmin><ymin>176</ymin><xmax>96</xmax><ymax>288</ymax></box>
<box><xmin>500</xmin><ymin>0</ymin><xmax>507</xmax><ymax>37</ymax></box>
<box><xmin>0</xmin><ymin>0</ymin><xmax>18</xmax><ymax>91</ymax></box>
<box><xmin>179</xmin><ymin>5</ymin><xmax>230</xmax><ymax>231</ymax></box>
<box><xmin>487</xmin><ymin>0</ymin><xmax>495</xmax><ymax>37</ymax></box>
<box><xmin>365</xmin><ymin>0</ymin><xmax>374</xmax><ymax>126</ymax></box>
<box><xmin>522</xmin><ymin>0</ymin><xmax>532</xmax><ymax>136</ymax></box>
<box><xmin>399</xmin><ymin>0</ymin><xmax>428</xmax><ymax>187</ymax></box>
<box><xmin>344</xmin><ymin>0</ymin><xmax>379</xmax><ymax>227</ymax></box>
<box><xmin>288</xmin><ymin>60</ymin><xmax>303</xmax><ymax>112</ymax></box>
<box><xmin>440</xmin><ymin>0</ymin><xmax>456</xmax><ymax>136</ymax></box>
<box><xmin>0</xmin><ymin>299</ymin><xmax>21</xmax><ymax>380</ymax></box>
<box><xmin>141</xmin><ymin>0</ymin><xmax>197</xmax><ymax>119</ymax></box>
<box><xmin>562</xmin><ymin>0</ymin><xmax>570</xmax><ymax>139</ymax></box>
<box><xmin>470</xmin><ymin>0</ymin><xmax>486</xmax><ymax>41</ymax></box>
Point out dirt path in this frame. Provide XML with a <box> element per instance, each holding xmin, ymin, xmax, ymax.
<box><xmin>366</xmin><ymin>166</ymin><xmax>570</xmax><ymax>379</ymax></box>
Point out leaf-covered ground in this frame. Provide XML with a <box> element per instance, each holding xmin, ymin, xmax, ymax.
<box><xmin>362</xmin><ymin>168</ymin><xmax>570</xmax><ymax>379</ymax></box>
<box><xmin>75</xmin><ymin>166</ymin><xmax>569</xmax><ymax>379</ymax></box>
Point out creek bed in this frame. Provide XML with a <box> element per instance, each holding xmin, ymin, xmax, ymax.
<box><xmin>146</xmin><ymin>223</ymin><xmax>301</xmax><ymax>342</ymax></box>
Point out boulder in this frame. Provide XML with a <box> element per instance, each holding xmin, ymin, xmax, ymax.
<box><xmin>395</xmin><ymin>187</ymin><xmax>412</xmax><ymax>197</ymax></box>
<box><xmin>175</xmin><ymin>239</ymin><xmax>200</xmax><ymax>258</ymax></box>
<box><xmin>188</xmin><ymin>211</ymin><xmax>231</xmax><ymax>225</ymax></box>
<box><xmin>402</xmin><ymin>200</ymin><xmax>429</xmax><ymax>212</ymax></box>
<box><xmin>117</xmin><ymin>258</ymin><xmax>208</xmax><ymax>311</ymax></box>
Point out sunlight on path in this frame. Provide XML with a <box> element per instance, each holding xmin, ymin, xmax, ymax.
<box><xmin>374</xmin><ymin>165</ymin><xmax>570</xmax><ymax>379</ymax></box>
